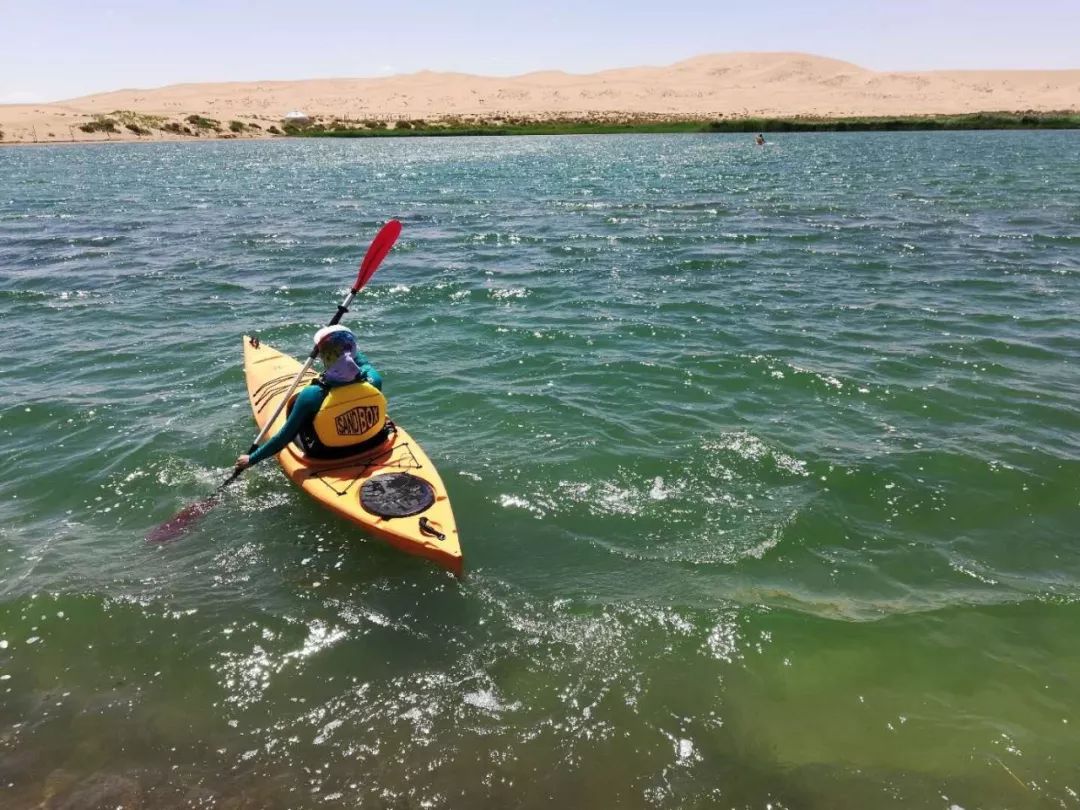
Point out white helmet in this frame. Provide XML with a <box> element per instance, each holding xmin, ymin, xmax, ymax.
<box><xmin>313</xmin><ymin>324</ymin><xmax>353</xmax><ymax>347</ymax></box>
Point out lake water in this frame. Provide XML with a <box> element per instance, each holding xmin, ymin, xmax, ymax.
<box><xmin>1</xmin><ymin>132</ymin><xmax>1078</xmax><ymax>808</ymax></box>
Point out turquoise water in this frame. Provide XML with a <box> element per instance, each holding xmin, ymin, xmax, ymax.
<box><xmin>1</xmin><ymin>133</ymin><xmax>1078</xmax><ymax>808</ymax></box>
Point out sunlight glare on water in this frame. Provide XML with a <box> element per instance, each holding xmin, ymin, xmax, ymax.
<box><xmin>1</xmin><ymin>132</ymin><xmax>1078</xmax><ymax>808</ymax></box>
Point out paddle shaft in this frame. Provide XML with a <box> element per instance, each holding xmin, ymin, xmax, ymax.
<box><xmin>245</xmin><ymin>286</ymin><xmax>362</xmax><ymax>453</ymax></box>
<box><xmin>147</xmin><ymin>219</ymin><xmax>402</xmax><ymax>543</ymax></box>
<box><xmin>243</xmin><ymin>217</ymin><xmax>401</xmax><ymax>454</ymax></box>
<box><xmin>149</xmin><ymin>285</ymin><xmax>364</xmax><ymax>536</ymax></box>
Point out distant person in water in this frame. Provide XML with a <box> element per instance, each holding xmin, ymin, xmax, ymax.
<box><xmin>755</xmin><ymin>133</ymin><xmax>766</xmax><ymax>146</ymax></box>
<box><xmin>236</xmin><ymin>325</ymin><xmax>385</xmax><ymax>468</ymax></box>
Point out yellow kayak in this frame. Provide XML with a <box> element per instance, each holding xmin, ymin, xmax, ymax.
<box><xmin>242</xmin><ymin>336</ymin><xmax>462</xmax><ymax>576</ymax></box>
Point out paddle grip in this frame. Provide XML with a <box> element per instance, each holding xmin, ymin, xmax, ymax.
<box><xmin>419</xmin><ymin>517</ymin><xmax>446</xmax><ymax>542</ymax></box>
<box><xmin>330</xmin><ymin>303</ymin><xmax>350</xmax><ymax>325</ymax></box>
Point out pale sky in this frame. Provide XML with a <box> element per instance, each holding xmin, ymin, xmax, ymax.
<box><xmin>2</xmin><ymin>0</ymin><xmax>1078</xmax><ymax>103</ymax></box>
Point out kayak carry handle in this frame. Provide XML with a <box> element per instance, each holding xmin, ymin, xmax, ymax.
<box><xmin>419</xmin><ymin>517</ymin><xmax>446</xmax><ymax>542</ymax></box>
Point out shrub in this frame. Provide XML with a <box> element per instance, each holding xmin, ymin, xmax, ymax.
<box><xmin>110</xmin><ymin>110</ymin><xmax>165</xmax><ymax>129</ymax></box>
<box><xmin>229</xmin><ymin>120</ymin><xmax>246</xmax><ymax>132</ymax></box>
<box><xmin>247</xmin><ymin>122</ymin><xmax>262</xmax><ymax>130</ymax></box>
<box><xmin>125</xmin><ymin>123</ymin><xmax>151</xmax><ymax>136</ymax></box>
<box><xmin>283</xmin><ymin>122</ymin><xmax>325</xmax><ymax>135</ymax></box>
<box><xmin>79</xmin><ymin>118</ymin><xmax>118</xmax><ymax>134</ymax></box>
<box><xmin>267</xmin><ymin>125</ymin><xmax>282</xmax><ymax>135</ymax></box>
<box><xmin>186</xmin><ymin>114</ymin><xmax>221</xmax><ymax>131</ymax></box>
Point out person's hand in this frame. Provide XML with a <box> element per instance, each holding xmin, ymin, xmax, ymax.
<box><xmin>235</xmin><ymin>454</ymin><xmax>251</xmax><ymax>470</ymax></box>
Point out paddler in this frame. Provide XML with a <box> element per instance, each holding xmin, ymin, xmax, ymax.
<box><xmin>235</xmin><ymin>326</ymin><xmax>384</xmax><ymax>469</ymax></box>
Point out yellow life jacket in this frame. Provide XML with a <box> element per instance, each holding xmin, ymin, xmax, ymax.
<box><xmin>309</xmin><ymin>380</ymin><xmax>387</xmax><ymax>448</ymax></box>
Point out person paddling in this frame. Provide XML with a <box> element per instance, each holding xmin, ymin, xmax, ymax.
<box><xmin>236</xmin><ymin>325</ymin><xmax>385</xmax><ymax>469</ymax></box>
<box><xmin>755</xmin><ymin>133</ymin><xmax>766</xmax><ymax>146</ymax></box>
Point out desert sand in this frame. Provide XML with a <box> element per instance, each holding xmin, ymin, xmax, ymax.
<box><xmin>1</xmin><ymin>52</ymin><xmax>1078</xmax><ymax>144</ymax></box>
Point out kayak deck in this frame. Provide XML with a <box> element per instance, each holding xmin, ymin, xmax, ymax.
<box><xmin>242</xmin><ymin>336</ymin><xmax>462</xmax><ymax>576</ymax></box>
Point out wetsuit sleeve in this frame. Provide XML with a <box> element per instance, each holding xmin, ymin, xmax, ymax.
<box><xmin>355</xmin><ymin>351</ymin><xmax>383</xmax><ymax>391</ymax></box>
<box><xmin>248</xmin><ymin>385</ymin><xmax>325</xmax><ymax>465</ymax></box>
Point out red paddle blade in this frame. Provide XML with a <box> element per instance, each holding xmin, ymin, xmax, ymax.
<box><xmin>145</xmin><ymin>495</ymin><xmax>219</xmax><ymax>543</ymax></box>
<box><xmin>352</xmin><ymin>219</ymin><xmax>402</xmax><ymax>292</ymax></box>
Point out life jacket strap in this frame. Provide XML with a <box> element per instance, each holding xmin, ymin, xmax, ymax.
<box><xmin>295</xmin><ymin>420</ymin><xmax>396</xmax><ymax>461</ymax></box>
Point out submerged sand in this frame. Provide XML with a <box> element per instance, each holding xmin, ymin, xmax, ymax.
<box><xmin>1</xmin><ymin>52</ymin><xmax>1078</xmax><ymax>144</ymax></box>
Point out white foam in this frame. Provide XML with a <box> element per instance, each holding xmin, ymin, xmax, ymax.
<box><xmin>490</xmin><ymin>287</ymin><xmax>529</xmax><ymax>300</ymax></box>
<box><xmin>648</xmin><ymin>476</ymin><xmax>672</xmax><ymax>501</ymax></box>
<box><xmin>463</xmin><ymin>688</ymin><xmax>520</xmax><ymax>714</ymax></box>
<box><xmin>677</xmin><ymin>738</ymin><xmax>695</xmax><ymax>763</ymax></box>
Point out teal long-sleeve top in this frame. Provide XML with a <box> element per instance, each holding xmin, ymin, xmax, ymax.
<box><xmin>248</xmin><ymin>354</ymin><xmax>382</xmax><ymax>466</ymax></box>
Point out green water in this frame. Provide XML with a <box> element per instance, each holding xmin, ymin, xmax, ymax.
<box><xmin>1</xmin><ymin>133</ymin><xmax>1078</xmax><ymax>808</ymax></box>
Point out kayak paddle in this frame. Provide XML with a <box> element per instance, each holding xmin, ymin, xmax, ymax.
<box><xmin>147</xmin><ymin>219</ymin><xmax>403</xmax><ymax>543</ymax></box>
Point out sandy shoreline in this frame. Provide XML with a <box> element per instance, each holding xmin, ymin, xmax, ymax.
<box><xmin>2</xmin><ymin>52</ymin><xmax>1078</xmax><ymax>145</ymax></box>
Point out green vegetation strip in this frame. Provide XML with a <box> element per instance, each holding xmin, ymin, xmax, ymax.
<box><xmin>288</xmin><ymin>112</ymin><xmax>1080</xmax><ymax>138</ymax></box>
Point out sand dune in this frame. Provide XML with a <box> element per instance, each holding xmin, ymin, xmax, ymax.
<box><xmin>1</xmin><ymin>52</ymin><xmax>1077</xmax><ymax>144</ymax></box>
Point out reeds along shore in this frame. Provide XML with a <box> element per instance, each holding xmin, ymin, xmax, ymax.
<box><xmin>2</xmin><ymin>111</ymin><xmax>1078</xmax><ymax>146</ymax></box>
<box><xmin>286</xmin><ymin>112</ymin><xmax>1080</xmax><ymax>137</ymax></box>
